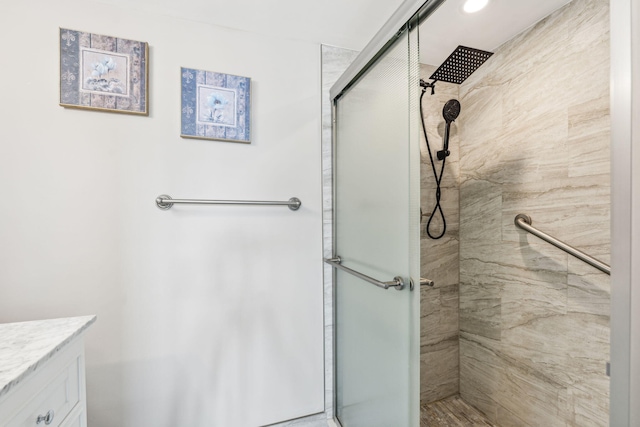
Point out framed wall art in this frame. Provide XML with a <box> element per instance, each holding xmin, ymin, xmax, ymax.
<box><xmin>59</xmin><ymin>28</ymin><xmax>148</xmax><ymax>115</ymax></box>
<box><xmin>181</xmin><ymin>67</ymin><xmax>251</xmax><ymax>143</ymax></box>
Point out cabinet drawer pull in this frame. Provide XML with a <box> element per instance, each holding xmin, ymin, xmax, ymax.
<box><xmin>36</xmin><ymin>410</ymin><xmax>54</xmax><ymax>425</ymax></box>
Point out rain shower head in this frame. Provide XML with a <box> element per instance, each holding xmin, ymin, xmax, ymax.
<box><xmin>429</xmin><ymin>45</ymin><xmax>493</xmax><ymax>85</ymax></box>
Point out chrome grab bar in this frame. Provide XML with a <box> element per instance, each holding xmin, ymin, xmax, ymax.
<box><xmin>514</xmin><ymin>214</ymin><xmax>611</xmax><ymax>275</ymax></box>
<box><xmin>156</xmin><ymin>195</ymin><xmax>301</xmax><ymax>211</ymax></box>
<box><xmin>325</xmin><ymin>257</ymin><xmax>405</xmax><ymax>290</ymax></box>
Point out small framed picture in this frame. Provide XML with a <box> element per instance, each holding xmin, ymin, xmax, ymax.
<box><xmin>59</xmin><ymin>28</ymin><xmax>148</xmax><ymax>115</ymax></box>
<box><xmin>181</xmin><ymin>67</ymin><xmax>251</xmax><ymax>143</ymax></box>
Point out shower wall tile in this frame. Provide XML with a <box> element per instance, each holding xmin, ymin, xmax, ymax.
<box><xmin>419</xmin><ymin>64</ymin><xmax>461</xmax><ymax>404</ymax></box>
<box><xmin>501</xmin><ymin>175</ymin><xmax>611</xmax><ymax>248</ymax></box>
<box><xmin>458</xmin><ymin>84</ymin><xmax>503</xmax><ymax>142</ymax></box>
<box><xmin>501</xmin><ymin>313</ymin><xmax>572</xmax><ymax>385</ymax></box>
<box><xmin>420</xmin><ymin>336</ymin><xmax>459</xmax><ymax>403</ymax></box>
<box><xmin>459</xmin><ymin>282</ymin><xmax>501</xmax><ymax>340</ymax></box>
<box><xmin>459</xmin><ymin>180</ymin><xmax>502</xmax><ymax>242</ymax></box>
<box><xmin>568</xmin><ymin>97</ymin><xmax>611</xmax><ymax>178</ymax></box>
<box><xmin>421</xmin><ymin>186</ymin><xmax>459</xmax><ymax>239</ymax></box>
<box><xmin>569</xmin><ymin>387</ymin><xmax>609</xmax><ymax>427</ymax></box>
<box><xmin>567</xmin><ymin>244</ymin><xmax>610</xmax><ymax>318</ymax></box>
<box><xmin>459</xmin><ymin>332</ymin><xmax>502</xmax><ymax>420</ymax></box>
<box><xmin>420</xmin><ymin>236</ymin><xmax>459</xmax><ymax>288</ymax></box>
<box><xmin>461</xmin><ymin>110</ymin><xmax>570</xmax><ymax>185</ymax></box>
<box><xmin>421</xmin><ymin>284</ymin><xmax>459</xmax><ymax>347</ymax></box>
<box><xmin>458</xmin><ymin>0</ymin><xmax>610</xmax><ymax>425</ymax></box>
<box><xmin>498</xmin><ymin>361</ymin><xmax>570</xmax><ymax>426</ymax></box>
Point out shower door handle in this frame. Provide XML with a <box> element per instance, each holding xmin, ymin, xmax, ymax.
<box><xmin>325</xmin><ymin>257</ymin><xmax>405</xmax><ymax>291</ymax></box>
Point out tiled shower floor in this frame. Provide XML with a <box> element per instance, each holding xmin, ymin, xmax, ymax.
<box><xmin>420</xmin><ymin>395</ymin><xmax>495</xmax><ymax>426</ymax></box>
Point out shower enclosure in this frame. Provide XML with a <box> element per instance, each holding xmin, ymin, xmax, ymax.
<box><xmin>325</xmin><ymin>0</ymin><xmax>637</xmax><ymax>425</ymax></box>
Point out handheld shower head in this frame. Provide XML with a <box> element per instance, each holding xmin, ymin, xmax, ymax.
<box><xmin>437</xmin><ymin>99</ymin><xmax>461</xmax><ymax>161</ymax></box>
<box><xmin>443</xmin><ymin>99</ymin><xmax>461</xmax><ymax>123</ymax></box>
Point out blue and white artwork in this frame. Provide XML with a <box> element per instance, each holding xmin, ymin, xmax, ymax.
<box><xmin>181</xmin><ymin>67</ymin><xmax>251</xmax><ymax>143</ymax></box>
<box><xmin>59</xmin><ymin>28</ymin><xmax>148</xmax><ymax>115</ymax></box>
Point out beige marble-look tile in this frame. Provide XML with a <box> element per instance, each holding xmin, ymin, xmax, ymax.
<box><xmin>568</xmin><ymin>96</ymin><xmax>611</xmax><ymax>142</ymax></box>
<box><xmin>560</xmin><ymin>44</ymin><xmax>610</xmax><ymax>107</ymax></box>
<box><xmin>501</xmin><ymin>276</ymin><xmax>567</xmax><ymax>331</ymax></box>
<box><xmin>493</xmin><ymin>405</ymin><xmax>531</xmax><ymax>427</ymax></box>
<box><xmin>421</xmin><ymin>236</ymin><xmax>459</xmax><ymax>287</ymax></box>
<box><xmin>497</xmin><ymin>361</ymin><xmax>570</xmax><ymax>427</ymax></box>
<box><xmin>457</xmin><ymin>0</ymin><xmax>610</xmax><ymax>425</ymax></box>
<box><xmin>568</xmin><ymin>386</ymin><xmax>609</xmax><ymax>427</ymax></box>
<box><xmin>471</xmin><ymin>110</ymin><xmax>569</xmax><ymax>185</ymax></box>
<box><xmin>459</xmin><ymin>102</ymin><xmax>569</xmax><ymax>188</ymax></box>
<box><xmin>502</xmin><ymin>175</ymin><xmax>610</xmax><ymax>248</ymax></box>
<box><xmin>568</xmin><ymin>128</ymin><xmax>610</xmax><ymax>179</ymax></box>
<box><xmin>459</xmin><ymin>332</ymin><xmax>502</xmax><ymax>422</ymax></box>
<box><xmin>421</xmin><ymin>284</ymin><xmax>459</xmax><ymax>347</ymax></box>
<box><xmin>420</xmin><ymin>337</ymin><xmax>459</xmax><ymax>404</ymax></box>
<box><xmin>421</xmin><ymin>147</ymin><xmax>460</xmax><ymax>197</ymax></box>
<box><xmin>500</xmin><ymin>54</ymin><xmax>570</xmax><ymax>132</ymax></box>
<box><xmin>567</xmin><ymin>243</ymin><xmax>610</xmax><ymax>271</ymax></box>
<box><xmin>422</xmin><ymin>185</ymin><xmax>459</xmax><ymax>249</ymax></box>
<box><xmin>459</xmin><ymin>179</ymin><xmax>502</xmax><ymax>243</ymax></box>
<box><xmin>459</xmin><ymin>283</ymin><xmax>501</xmax><ymax>340</ymax></box>
<box><xmin>501</xmin><ymin>313</ymin><xmax>573</xmax><ymax>388</ymax></box>
<box><xmin>567</xmin><ymin>243</ymin><xmax>610</xmax><ymax>317</ymax></box>
<box><xmin>458</xmin><ymin>84</ymin><xmax>504</xmax><ymax>152</ymax></box>
<box><xmin>420</xmin><ymin>285</ymin><xmax>442</xmax><ymax>345</ymax></box>
<box><xmin>421</xmin><ymin>187</ymin><xmax>459</xmax><ymax>239</ymax></box>
<box><xmin>562</xmin><ymin>0</ymin><xmax>610</xmax><ymax>105</ymax></box>
<box><xmin>567</xmin><ymin>271</ymin><xmax>610</xmax><ymax>318</ymax></box>
<box><xmin>566</xmin><ymin>0</ymin><xmax>610</xmax><ymax>53</ymax></box>
<box><xmin>564</xmin><ymin>311</ymin><xmax>610</xmax><ymax>395</ymax></box>
<box><xmin>568</xmin><ymin>97</ymin><xmax>611</xmax><ymax>178</ymax></box>
<box><xmin>459</xmin><ymin>0</ymin><xmax>569</xmax><ymax>96</ymax></box>
<box><xmin>484</xmin><ymin>16</ymin><xmax>570</xmax><ymax>127</ymax></box>
<box><xmin>461</xmin><ymin>240</ymin><xmax>568</xmax><ymax>339</ymax></box>
<box><xmin>498</xmin><ymin>241</ymin><xmax>568</xmax><ymax>332</ymax></box>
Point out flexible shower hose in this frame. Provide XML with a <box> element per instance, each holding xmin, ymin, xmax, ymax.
<box><xmin>420</xmin><ymin>88</ymin><xmax>447</xmax><ymax>240</ymax></box>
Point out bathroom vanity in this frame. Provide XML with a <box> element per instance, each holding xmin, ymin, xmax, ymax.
<box><xmin>0</xmin><ymin>316</ymin><xmax>96</xmax><ymax>427</ymax></box>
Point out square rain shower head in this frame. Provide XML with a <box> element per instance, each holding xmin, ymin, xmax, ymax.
<box><xmin>429</xmin><ymin>45</ymin><xmax>494</xmax><ymax>84</ymax></box>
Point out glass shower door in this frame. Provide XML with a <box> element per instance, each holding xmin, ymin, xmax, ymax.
<box><xmin>333</xmin><ymin>23</ymin><xmax>420</xmax><ymax>427</ymax></box>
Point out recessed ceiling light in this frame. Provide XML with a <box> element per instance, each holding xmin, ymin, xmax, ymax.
<box><xmin>463</xmin><ymin>0</ymin><xmax>489</xmax><ymax>13</ymax></box>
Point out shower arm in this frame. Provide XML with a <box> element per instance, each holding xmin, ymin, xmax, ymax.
<box><xmin>514</xmin><ymin>214</ymin><xmax>610</xmax><ymax>275</ymax></box>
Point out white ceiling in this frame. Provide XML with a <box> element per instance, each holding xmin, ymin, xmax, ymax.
<box><xmin>95</xmin><ymin>0</ymin><xmax>572</xmax><ymax>69</ymax></box>
<box><xmin>93</xmin><ymin>0</ymin><xmax>406</xmax><ymax>51</ymax></box>
<box><xmin>419</xmin><ymin>0</ymin><xmax>573</xmax><ymax>66</ymax></box>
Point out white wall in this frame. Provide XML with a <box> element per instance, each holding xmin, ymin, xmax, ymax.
<box><xmin>0</xmin><ymin>1</ymin><xmax>324</xmax><ymax>426</ymax></box>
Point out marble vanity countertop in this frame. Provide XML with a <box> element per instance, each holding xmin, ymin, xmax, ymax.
<box><xmin>0</xmin><ymin>315</ymin><xmax>96</xmax><ymax>399</ymax></box>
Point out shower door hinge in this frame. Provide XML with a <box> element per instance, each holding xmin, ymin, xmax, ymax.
<box><xmin>606</xmin><ymin>362</ymin><xmax>610</xmax><ymax>377</ymax></box>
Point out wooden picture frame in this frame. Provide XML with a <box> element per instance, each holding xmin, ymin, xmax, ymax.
<box><xmin>59</xmin><ymin>28</ymin><xmax>148</xmax><ymax>115</ymax></box>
